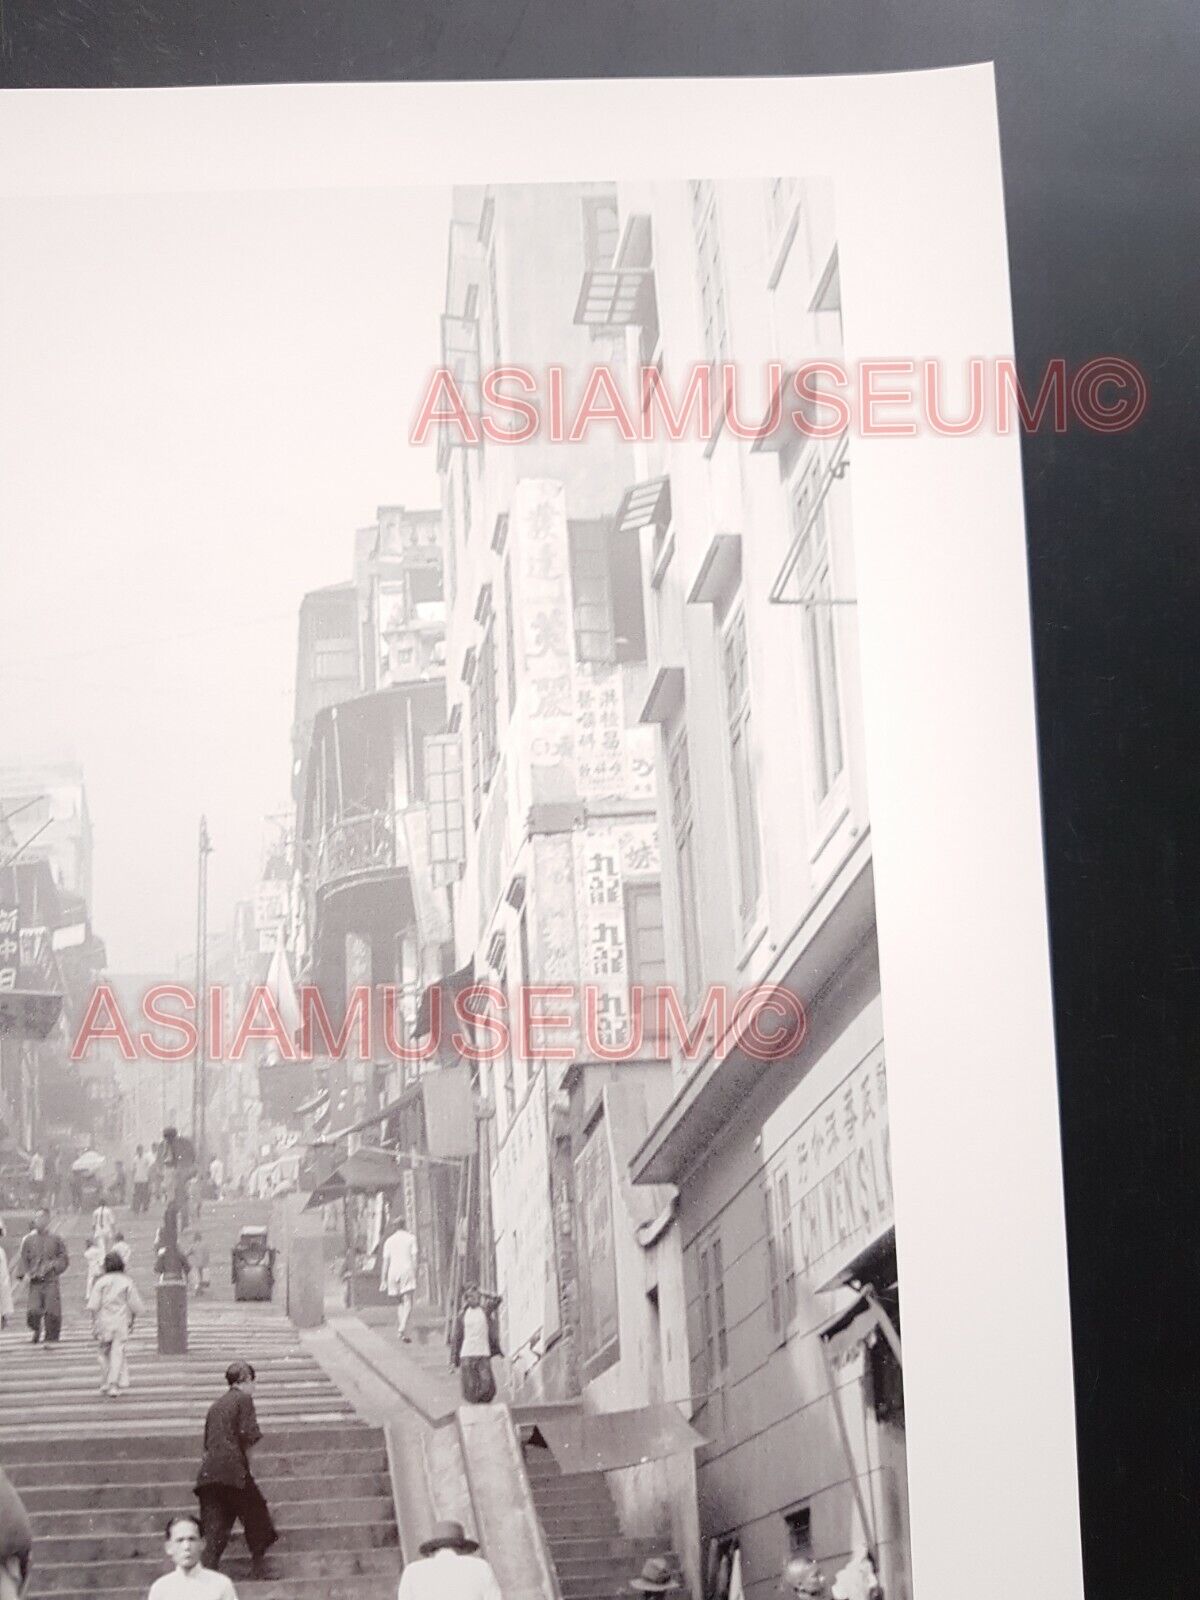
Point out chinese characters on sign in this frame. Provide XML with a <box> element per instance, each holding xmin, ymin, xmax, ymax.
<box><xmin>574</xmin><ymin>672</ymin><xmax>625</xmax><ymax>798</ymax></box>
<box><xmin>574</xmin><ymin>827</ymin><xmax>630</xmax><ymax>1050</ymax></box>
<box><xmin>790</xmin><ymin>1048</ymin><xmax>893</xmax><ymax>1287</ymax></box>
<box><xmin>254</xmin><ymin>880</ymin><xmax>289</xmax><ymax>954</ymax></box>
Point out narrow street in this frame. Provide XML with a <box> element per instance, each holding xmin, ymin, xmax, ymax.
<box><xmin>3</xmin><ymin>175</ymin><xmax>911</xmax><ymax>1600</ymax></box>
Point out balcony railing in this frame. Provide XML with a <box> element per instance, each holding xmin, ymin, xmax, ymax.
<box><xmin>315</xmin><ymin>810</ymin><xmax>402</xmax><ymax>889</ymax></box>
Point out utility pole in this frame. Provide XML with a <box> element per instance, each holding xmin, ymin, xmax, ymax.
<box><xmin>191</xmin><ymin>817</ymin><xmax>213</xmax><ymax>1161</ymax></box>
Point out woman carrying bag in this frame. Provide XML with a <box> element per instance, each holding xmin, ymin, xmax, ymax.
<box><xmin>86</xmin><ymin>1249</ymin><xmax>144</xmax><ymax>1397</ymax></box>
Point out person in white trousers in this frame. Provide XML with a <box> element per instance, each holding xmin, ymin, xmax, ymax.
<box><xmin>86</xmin><ymin>1249</ymin><xmax>144</xmax><ymax>1397</ymax></box>
<box><xmin>379</xmin><ymin>1215</ymin><xmax>418</xmax><ymax>1341</ymax></box>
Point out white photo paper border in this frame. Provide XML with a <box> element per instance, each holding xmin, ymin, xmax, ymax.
<box><xmin>0</xmin><ymin>67</ymin><xmax>1084</xmax><ymax>1600</ymax></box>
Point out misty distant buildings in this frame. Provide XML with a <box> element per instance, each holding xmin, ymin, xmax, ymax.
<box><xmin>0</xmin><ymin>763</ymin><xmax>107</xmax><ymax>1151</ymax></box>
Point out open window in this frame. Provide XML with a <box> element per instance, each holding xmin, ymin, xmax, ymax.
<box><xmin>574</xmin><ymin>212</ymin><xmax>661</xmax><ymax>367</ymax></box>
<box><xmin>614</xmin><ymin>475</ymin><xmax>673</xmax><ymax>588</ymax></box>
<box><xmin>567</xmin><ymin>520</ymin><xmax>647</xmax><ymax>665</ymax></box>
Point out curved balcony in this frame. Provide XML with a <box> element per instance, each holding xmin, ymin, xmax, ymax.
<box><xmin>314</xmin><ymin>810</ymin><xmax>406</xmax><ymax>892</ymax></box>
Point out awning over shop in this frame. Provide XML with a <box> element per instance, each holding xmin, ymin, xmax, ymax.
<box><xmin>304</xmin><ymin>1146</ymin><xmax>403</xmax><ymax>1208</ymax></box>
<box><xmin>315</xmin><ymin>1064</ymin><xmax>475</xmax><ymax>1158</ymax></box>
<box><xmin>536</xmin><ymin>1404</ymin><xmax>707</xmax><ymax>1476</ymax></box>
<box><xmin>820</xmin><ymin>1284</ymin><xmax>902</xmax><ymax>1367</ymax></box>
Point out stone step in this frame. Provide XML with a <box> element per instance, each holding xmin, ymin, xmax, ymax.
<box><xmin>534</xmin><ymin>1511</ymin><xmax>623</xmax><ymax>1534</ymax></box>
<box><xmin>3</xmin><ymin>1447</ymin><xmax>387</xmax><ymax>1488</ymax></box>
<box><xmin>38</xmin><ymin>1581</ymin><xmax>400</xmax><ymax>1600</ymax></box>
<box><xmin>31</xmin><ymin>1496</ymin><xmax>395</xmax><ymax>1537</ymax></box>
<box><xmin>0</xmin><ymin>1367</ymin><xmax>345</xmax><ymax>1391</ymax></box>
<box><xmin>515</xmin><ymin>1435</ymin><xmax>683</xmax><ymax>1600</ymax></box>
<box><xmin>555</xmin><ymin>1546</ymin><xmax>678</xmax><ymax>1576</ymax></box>
<box><xmin>17</xmin><ymin>1474</ymin><xmax>391</xmax><ymax>1511</ymax></box>
<box><xmin>31</xmin><ymin>1518</ymin><xmax>399</xmax><ymax>1564</ymax></box>
<box><xmin>1</xmin><ymin>1426</ymin><xmax>380</xmax><ymax>1465</ymax></box>
<box><xmin>0</xmin><ymin>1426</ymin><xmax>378</xmax><ymax>1462</ymax></box>
<box><xmin>0</xmin><ymin>1402</ymin><xmax>355</xmax><ymax>1434</ymax></box>
<box><xmin>27</xmin><ymin>1546</ymin><xmax>401</xmax><ymax>1594</ymax></box>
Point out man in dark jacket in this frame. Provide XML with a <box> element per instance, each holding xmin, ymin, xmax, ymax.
<box><xmin>0</xmin><ymin>1466</ymin><xmax>32</xmax><ymax>1599</ymax></box>
<box><xmin>193</xmin><ymin>1361</ymin><xmax>278</xmax><ymax>1578</ymax></box>
<box><xmin>13</xmin><ymin>1208</ymin><xmax>69</xmax><ymax>1344</ymax></box>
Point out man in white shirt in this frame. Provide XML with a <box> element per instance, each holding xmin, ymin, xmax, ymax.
<box><xmin>147</xmin><ymin>1514</ymin><xmax>237</xmax><ymax>1600</ymax></box>
<box><xmin>208</xmin><ymin>1157</ymin><xmax>224</xmax><ymax>1198</ymax></box>
<box><xmin>396</xmin><ymin>1521</ymin><xmax>500</xmax><ymax>1600</ymax></box>
<box><xmin>379</xmin><ymin>1215</ymin><xmax>418</xmax><ymax>1341</ymax></box>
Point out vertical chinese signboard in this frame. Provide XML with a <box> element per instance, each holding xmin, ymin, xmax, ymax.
<box><xmin>575</xmin><ymin>1114</ymin><xmax>619</xmax><ymax>1378</ymax></box>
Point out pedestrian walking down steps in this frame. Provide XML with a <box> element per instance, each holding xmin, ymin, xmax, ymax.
<box><xmin>450</xmin><ymin>1286</ymin><xmax>503</xmax><ymax>1404</ymax></box>
<box><xmin>12</xmin><ymin>1208</ymin><xmax>69</xmax><ymax>1345</ymax></box>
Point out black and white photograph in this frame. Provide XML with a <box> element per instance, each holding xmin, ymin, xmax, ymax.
<box><xmin>0</xmin><ymin>73</ymin><xmax>1088</xmax><ymax>1600</ymax></box>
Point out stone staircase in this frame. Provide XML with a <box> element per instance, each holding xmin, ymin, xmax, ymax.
<box><xmin>2</xmin><ymin>1198</ymin><xmax>683</xmax><ymax>1600</ymax></box>
<box><xmin>522</xmin><ymin>1435</ymin><xmax>682</xmax><ymax>1600</ymax></box>
<box><xmin>2</xmin><ymin>1425</ymin><xmax>400</xmax><ymax>1600</ymax></box>
<box><xmin>0</xmin><ymin>1199</ymin><xmax>401</xmax><ymax>1600</ymax></box>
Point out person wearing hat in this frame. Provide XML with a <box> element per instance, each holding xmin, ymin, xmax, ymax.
<box><xmin>193</xmin><ymin>1361</ymin><xmax>278</xmax><ymax>1579</ymax></box>
<box><xmin>631</xmin><ymin>1555</ymin><xmax>682</xmax><ymax>1592</ymax></box>
<box><xmin>782</xmin><ymin>1556</ymin><xmax>827</xmax><ymax>1596</ymax></box>
<box><xmin>0</xmin><ymin>1467</ymin><xmax>32</xmax><ymax>1600</ymax></box>
<box><xmin>396</xmin><ymin>1520</ymin><xmax>501</xmax><ymax>1598</ymax></box>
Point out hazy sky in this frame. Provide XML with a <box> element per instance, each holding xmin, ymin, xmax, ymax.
<box><xmin>0</xmin><ymin>185</ymin><xmax>449</xmax><ymax>971</ymax></box>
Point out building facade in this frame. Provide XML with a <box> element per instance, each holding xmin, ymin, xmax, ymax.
<box><xmin>285</xmin><ymin>506</ymin><xmax>478</xmax><ymax>1311</ymax></box>
<box><xmin>430</xmin><ymin>178</ymin><xmax>909</xmax><ymax>1600</ymax></box>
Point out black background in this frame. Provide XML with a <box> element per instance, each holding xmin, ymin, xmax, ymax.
<box><xmin>3</xmin><ymin>4</ymin><xmax>1198</xmax><ymax>1596</ymax></box>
